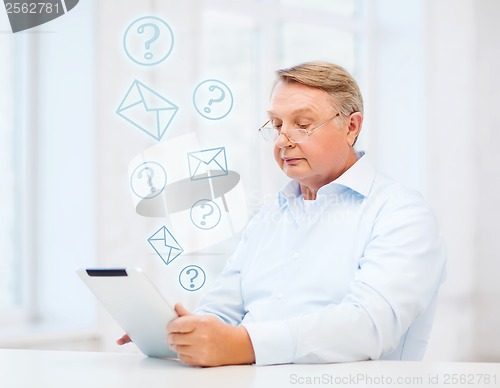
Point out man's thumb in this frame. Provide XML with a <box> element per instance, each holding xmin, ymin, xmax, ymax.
<box><xmin>174</xmin><ymin>303</ymin><xmax>192</xmax><ymax>317</ymax></box>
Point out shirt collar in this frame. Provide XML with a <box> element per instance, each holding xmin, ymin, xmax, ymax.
<box><xmin>278</xmin><ymin>151</ymin><xmax>376</xmax><ymax>205</ymax></box>
<box><xmin>329</xmin><ymin>151</ymin><xmax>376</xmax><ymax>197</ymax></box>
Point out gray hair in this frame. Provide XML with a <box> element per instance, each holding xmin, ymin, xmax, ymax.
<box><xmin>275</xmin><ymin>61</ymin><xmax>364</xmax><ymax>116</ymax></box>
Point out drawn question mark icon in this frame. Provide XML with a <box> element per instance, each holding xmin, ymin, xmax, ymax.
<box><xmin>179</xmin><ymin>265</ymin><xmax>206</xmax><ymax>291</ymax></box>
<box><xmin>138</xmin><ymin>166</ymin><xmax>156</xmax><ymax>194</ymax></box>
<box><xmin>131</xmin><ymin>162</ymin><xmax>166</xmax><ymax>199</ymax></box>
<box><xmin>190</xmin><ymin>199</ymin><xmax>221</xmax><ymax>230</ymax></box>
<box><xmin>137</xmin><ymin>22</ymin><xmax>160</xmax><ymax>60</ymax></box>
<box><xmin>200</xmin><ymin>202</ymin><xmax>215</xmax><ymax>226</ymax></box>
<box><xmin>193</xmin><ymin>80</ymin><xmax>233</xmax><ymax>120</ymax></box>
<box><xmin>203</xmin><ymin>85</ymin><xmax>226</xmax><ymax>114</ymax></box>
<box><xmin>124</xmin><ymin>17</ymin><xmax>174</xmax><ymax>66</ymax></box>
<box><xmin>186</xmin><ymin>268</ymin><xmax>199</xmax><ymax>288</ymax></box>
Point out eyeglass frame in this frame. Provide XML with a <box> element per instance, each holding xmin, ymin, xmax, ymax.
<box><xmin>258</xmin><ymin>113</ymin><xmax>340</xmax><ymax>144</ymax></box>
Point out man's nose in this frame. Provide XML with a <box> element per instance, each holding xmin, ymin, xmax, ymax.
<box><xmin>275</xmin><ymin>132</ymin><xmax>294</xmax><ymax>148</ymax></box>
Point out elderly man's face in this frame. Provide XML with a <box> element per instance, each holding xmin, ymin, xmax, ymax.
<box><xmin>269</xmin><ymin>80</ymin><xmax>359</xmax><ymax>193</ymax></box>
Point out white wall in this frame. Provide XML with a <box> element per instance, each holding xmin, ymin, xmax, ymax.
<box><xmin>360</xmin><ymin>0</ymin><xmax>500</xmax><ymax>362</ymax></box>
<box><xmin>423</xmin><ymin>0</ymin><xmax>500</xmax><ymax>362</ymax></box>
<box><xmin>421</xmin><ymin>0</ymin><xmax>477</xmax><ymax>360</ymax></box>
<box><xmin>471</xmin><ymin>0</ymin><xmax>500</xmax><ymax>362</ymax></box>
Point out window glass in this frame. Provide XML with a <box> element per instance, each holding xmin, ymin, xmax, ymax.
<box><xmin>279</xmin><ymin>0</ymin><xmax>361</xmax><ymax>17</ymax></box>
<box><xmin>0</xmin><ymin>23</ymin><xmax>23</xmax><ymax>313</ymax></box>
<box><xmin>279</xmin><ymin>22</ymin><xmax>356</xmax><ymax>73</ymax></box>
<box><xmin>198</xmin><ymin>11</ymin><xmax>257</xmax><ymax>178</ymax></box>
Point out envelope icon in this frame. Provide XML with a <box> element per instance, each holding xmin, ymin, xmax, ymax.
<box><xmin>116</xmin><ymin>80</ymin><xmax>178</xmax><ymax>141</ymax></box>
<box><xmin>188</xmin><ymin>147</ymin><xmax>228</xmax><ymax>181</ymax></box>
<box><xmin>148</xmin><ymin>226</ymin><xmax>183</xmax><ymax>265</ymax></box>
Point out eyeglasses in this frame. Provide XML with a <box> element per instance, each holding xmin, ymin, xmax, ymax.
<box><xmin>258</xmin><ymin>113</ymin><xmax>340</xmax><ymax>144</ymax></box>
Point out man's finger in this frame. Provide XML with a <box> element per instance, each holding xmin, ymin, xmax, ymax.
<box><xmin>174</xmin><ymin>303</ymin><xmax>192</xmax><ymax>317</ymax></box>
<box><xmin>167</xmin><ymin>332</ymin><xmax>195</xmax><ymax>347</ymax></box>
<box><xmin>167</xmin><ymin>315</ymin><xmax>198</xmax><ymax>333</ymax></box>
<box><xmin>167</xmin><ymin>303</ymin><xmax>196</xmax><ymax>333</ymax></box>
<box><xmin>116</xmin><ymin>334</ymin><xmax>131</xmax><ymax>345</ymax></box>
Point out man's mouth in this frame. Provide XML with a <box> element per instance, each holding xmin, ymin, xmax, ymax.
<box><xmin>282</xmin><ymin>157</ymin><xmax>304</xmax><ymax>165</ymax></box>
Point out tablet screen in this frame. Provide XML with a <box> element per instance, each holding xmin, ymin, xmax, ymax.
<box><xmin>78</xmin><ymin>268</ymin><xmax>178</xmax><ymax>359</ymax></box>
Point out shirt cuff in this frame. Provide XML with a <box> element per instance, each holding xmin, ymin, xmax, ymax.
<box><xmin>242</xmin><ymin>320</ymin><xmax>295</xmax><ymax>365</ymax></box>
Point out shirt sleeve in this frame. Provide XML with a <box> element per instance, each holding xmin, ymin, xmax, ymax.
<box><xmin>243</xmin><ymin>190</ymin><xmax>446</xmax><ymax>365</ymax></box>
<box><xmin>194</xmin><ymin>210</ymin><xmax>264</xmax><ymax>325</ymax></box>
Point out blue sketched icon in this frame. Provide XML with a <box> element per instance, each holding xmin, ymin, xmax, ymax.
<box><xmin>148</xmin><ymin>226</ymin><xmax>183</xmax><ymax>265</ymax></box>
<box><xmin>123</xmin><ymin>16</ymin><xmax>174</xmax><ymax>66</ymax></box>
<box><xmin>190</xmin><ymin>199</ymin><xmax>221</xmax><ymax>230</ymax></box>
<box><xmin>179</xmin><ymin>265</ymin><xmax>206</xmax><ymax>291</ymax></box>
<box><xmin>116</xmin><ymin>80</ymin><xmax>178</xmax><ymax>141</ymax></box>
<box><xmin>193</xmin><ymin>80</ymin><xmax>233</xmax><ymax>120</ymax></box>
<box><xmin>130</xmin><ymin>161</ymin><xmax>167</xmax><ymax>199</ymax></box>
<box><xmin>187</xmin><ymin>147</ymin><xmax>228</xmax><ymax>181</ymax></box>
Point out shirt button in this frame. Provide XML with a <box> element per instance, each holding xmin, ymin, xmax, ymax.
<box><xmin>292</xmin><ymin>252</ymin><xmax>299</xmax><ymax>260</ymax></box>
<box><xmin>276</xmin><ymin>292</ymin><xmax>284</xmax><ymax>300</ymax></box>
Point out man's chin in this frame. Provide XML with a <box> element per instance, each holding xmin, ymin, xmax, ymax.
<box><xmin>283</xmin><ymin>166</ymin><xmax>306</xmax><ymax>180</ymax></box>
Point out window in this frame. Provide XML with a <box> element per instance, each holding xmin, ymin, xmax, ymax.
<box><xmin>0</xmin><ymin>14</ymin><xmax>31</xmax><ymax>326</ymax></box>
<box><xmin>0</xmin><ymin>1</ymin><xmax>97</xmax><ymax>338</ymax></box>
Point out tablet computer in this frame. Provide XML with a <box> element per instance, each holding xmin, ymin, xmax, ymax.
<box><xmin>77</xmin><ymin>268</ymin><xmax>177</xmax><ymax>359</ymax></box>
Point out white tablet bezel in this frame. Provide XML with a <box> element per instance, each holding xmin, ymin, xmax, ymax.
<box><xmin>77</xmin><ymin>268</ymin><xmax>177</xmax><ymax>359</ymax></box>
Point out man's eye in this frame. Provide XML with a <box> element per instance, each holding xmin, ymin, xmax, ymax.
<box><xmin>272</xmin><ymin>123</ymin><xmax>282</xmax><ymax>130</ymax></box>
<box><xmin>297</xmin><ymin>124</ymin><xmax>310</xmax><ymax>129</ymax></box>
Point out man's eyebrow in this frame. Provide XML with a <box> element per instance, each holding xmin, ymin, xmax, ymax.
<box><xmin>266</xmin><ymin>107</ymin><xmax>317</xmax><ymax>117</ymax></box>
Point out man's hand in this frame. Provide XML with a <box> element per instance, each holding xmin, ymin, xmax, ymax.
<box><xmin>167</xmin><ymin>303</ymin><xmax>255</xmax><ymax>367</ymax></box>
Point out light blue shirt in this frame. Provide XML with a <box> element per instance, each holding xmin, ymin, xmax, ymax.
<box><xmin>196</xmin><ymin>152</ymin><xmax>446</xmax><ymax>365</ymax></box>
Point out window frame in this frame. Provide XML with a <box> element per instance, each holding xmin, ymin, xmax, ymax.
<box><xmin>0</xmin><ymin>30</ymin><xmax>37</xmax><ymax>327</ymax></box>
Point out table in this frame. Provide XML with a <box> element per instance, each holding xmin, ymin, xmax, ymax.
<box><xmin>0</xmin><ymin>349</ymin><xmax>498</xmax><ymax>388</ymax></box>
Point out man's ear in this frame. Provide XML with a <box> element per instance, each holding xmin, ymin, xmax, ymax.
<box><xmin>346</xmin><ymin>112</ymin><xmax>363</xmax><ymax>146</ymax></box>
